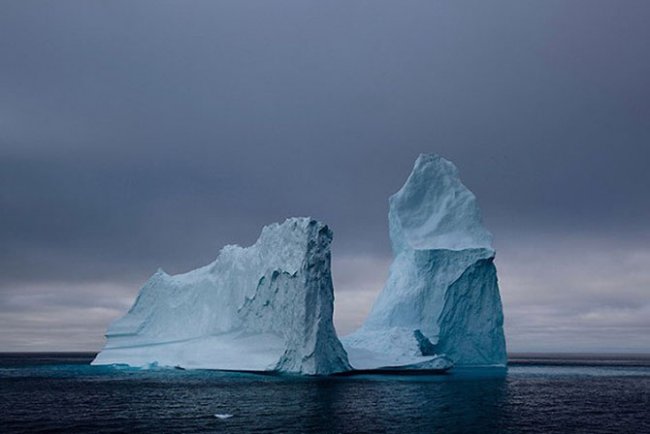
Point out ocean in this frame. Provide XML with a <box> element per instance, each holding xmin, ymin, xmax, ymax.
<box><xmin>1</xmin><ymin>353</ymin><xmax>648</xmax><ymax>433</ymax></box>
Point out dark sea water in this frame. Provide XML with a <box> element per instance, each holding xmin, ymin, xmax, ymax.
<box><xmin>1</xmin><ymin>353</ymin><xmax>649</xmax><ymax>433</ymax></box>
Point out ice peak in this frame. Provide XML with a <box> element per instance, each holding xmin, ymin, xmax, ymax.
<box><xmin>390</xmin><ymin>153</ymin><xmax>493</xmax><ymax>252</ymax></box>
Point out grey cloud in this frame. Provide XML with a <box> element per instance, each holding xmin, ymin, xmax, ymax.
<box><xmin>1</xmin><ymin>1</ymin><xmax>649</xmax><ymax>352</ymax></box>
<box><xmin>498</xmin><ymin>238</ymin><xmax>650</xmax><ymax>352</ymax></box>
<box><xmin>0</xmin><ymin>281</ymin><xmax>137</xmax><ymax>351</ymax></box>
<box><xmin>331</xmin><ymin>255</ymin><xmax>392</xmax><ymax>335</ymax></box>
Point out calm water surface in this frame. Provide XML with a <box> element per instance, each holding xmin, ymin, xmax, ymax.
<box><xmin>1</xmin><ymin>353</ymin><xmax>648</xmax><ymax>433</ymax></box>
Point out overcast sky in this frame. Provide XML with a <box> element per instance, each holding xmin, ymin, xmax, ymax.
<box><xmin>1</xmin><ymin>1</ymin><xmax>649</xmax><ymax>353</ymax></box>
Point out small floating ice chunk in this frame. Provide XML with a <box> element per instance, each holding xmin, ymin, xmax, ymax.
<box><xmin>214</xmin><ymin>414</ymin><xmax>233</xmax><ymax>420</ymax></box>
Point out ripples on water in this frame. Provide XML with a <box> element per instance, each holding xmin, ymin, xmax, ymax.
<box><xmin>1</xmin><ymin>353</ymin><xmax>649</xmax><ymax>433</ymax></box>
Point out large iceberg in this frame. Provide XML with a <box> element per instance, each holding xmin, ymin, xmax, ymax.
<box><xmin>342</xmin><ymin>154</ymin><xmax>507</xmax><ymax>369</ymax></box>
<box><xmin>94</xmin><ymin>154</ymin><xmax>506</xmax><ymax>375</ymax></box>
<box><xmin>92</xmin><ymin>218</ymin><xmax>351</xmax><ymax>375</ymax></box>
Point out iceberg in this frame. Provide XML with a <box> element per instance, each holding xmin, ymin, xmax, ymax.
<box><xmin>93</xmin><ymin>154</ymin><xmax>506</xmax><ymax>375</ymax></box>
<box><xmin>92</xmin><ymin>218</ymin><xmax>351</xmax><ymax>375</ymax></box>
<box><xmin>342</xmin><ymin>154</ymin><xmax>507</xmax><ymax>369</ymax></box>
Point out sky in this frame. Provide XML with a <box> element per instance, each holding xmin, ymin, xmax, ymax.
<box><xmin>1</xmin><ymin>1</ymin><xmax>649</xmax><ymax>353</ymax></box>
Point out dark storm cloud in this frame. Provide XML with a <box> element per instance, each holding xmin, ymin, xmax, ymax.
<box><xmin>1</xmin><ymin>1</ymin><xmax>649</xmax><ymax>351</ymax></box>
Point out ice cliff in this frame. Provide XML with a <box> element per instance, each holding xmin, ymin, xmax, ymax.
<box><xmin>92</xmin><ymin>218</ymin><xmax>351</xmax><ymax>375</ymax></box>
<box><xmin>342</xmin><ymin>154</ymin><xmax>507</xmax><ymax>369</ymax></box>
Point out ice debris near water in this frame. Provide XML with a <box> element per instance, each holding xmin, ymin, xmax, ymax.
<box><xmin>342</xmin><ymin>154</ymin><xmax>507</xmax><ymax>369</ymax></box>
<box><xmin>92</xmin><ymin>218</ymin><xmax>351</xmax><ymax>375</ymax></box>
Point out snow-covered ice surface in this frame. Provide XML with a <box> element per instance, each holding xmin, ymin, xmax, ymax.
<box><xmin>342</xmin><ymin>154</ymin><xmax>507</xmax><ymax>369</ymax></box>
<box><xmin>92</xmin><ymin>218</ymin><xmax>351</xmax><ymax>375</ymax></box>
